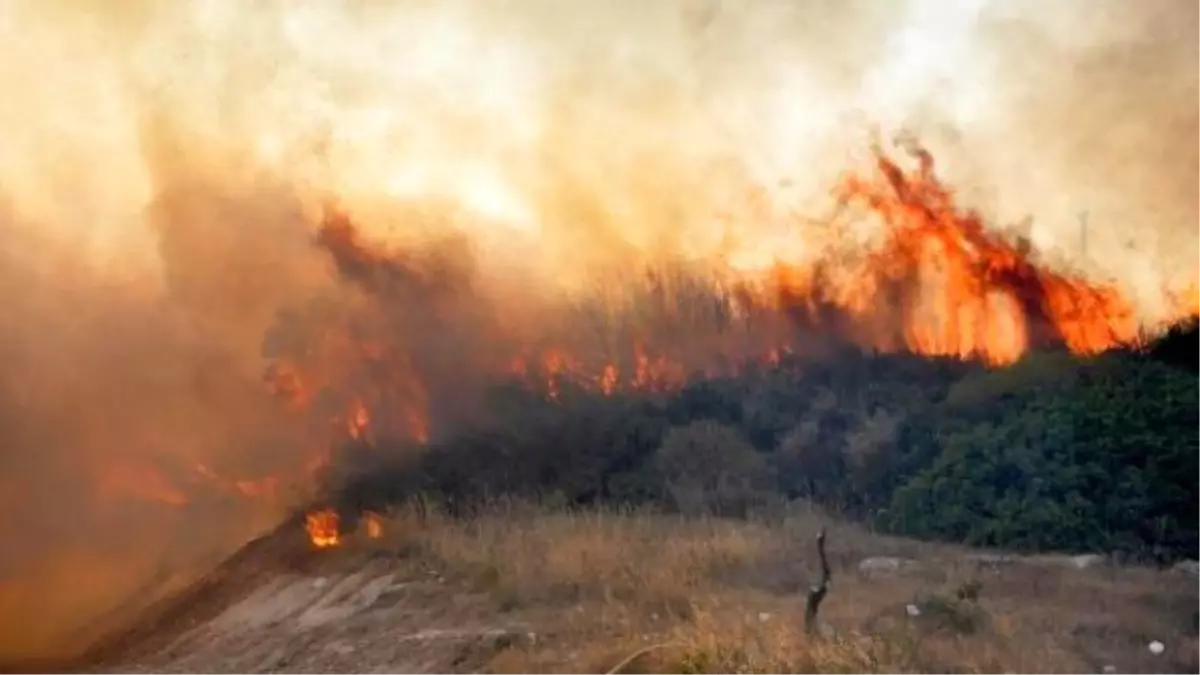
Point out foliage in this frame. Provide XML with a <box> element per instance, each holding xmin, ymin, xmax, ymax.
<box><xmin>654</xmin><ymin>420</ymin><xmax>771</xmax><ymax>517</ymax></box>
<box><xmin>885</xmin><ymin>351</ymin><xmax>1199</xmax><ymax>559</ymax></box>
<box><xmin>331</xmin><ymin>317</ymin><xmax>1200</xmax><ymax>562</ymax></box>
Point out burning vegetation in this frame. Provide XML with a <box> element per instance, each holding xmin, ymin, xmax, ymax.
<box><xmin>283</xmin><ymin>142</ymin><xmax>1197</xmax><ymax>552</ymax></box>
<box><xmin>277</xmin><ymin>141</ymin><xmax>1189</xmax><ymax>459</ymax></box>
<box><xmin>7</xmin><ymin>121</ymin><xmax>1199</xmax><ymax>675</ymax></box>
<box><xmin>304</xmin><ymin>508</ymin><xmax>341</xmax><ymax>549</ymax></box>
<box><xmin>2</xmin><ymin>0</ymin><xmax>1195</xmax><ymax>668</ymax></box>
<box><xmin>13</xmin><ymin>136</ymin><xmax>1175</xmax><ymax>556</ymax></box>
<box><xmin>303</xmin><ymin>507</ymin><xmax>385</xmax><ymax>548</ymax></box>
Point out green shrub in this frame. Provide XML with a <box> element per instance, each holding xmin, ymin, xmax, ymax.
<box><xmin>654</xmin><ymin>420</ymin><xmax>773</xmax><ymax>517</ymax></box>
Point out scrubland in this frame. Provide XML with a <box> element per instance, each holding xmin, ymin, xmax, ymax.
<box><xmin>264</xmin><ymin>499</ymin><xmax>1199</xmax><ymax>674</ymax></box>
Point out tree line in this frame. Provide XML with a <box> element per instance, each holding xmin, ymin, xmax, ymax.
<box><xmin>330</xmin><ymin>317</ymin><xmax>1199</xmax><ymax>563</ymax></box>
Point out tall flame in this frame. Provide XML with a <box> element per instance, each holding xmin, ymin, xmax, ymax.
<box><xmin>765</xmin><ymin>140</ymin><xmax>1142</xmax><ymax>365</ymax></box>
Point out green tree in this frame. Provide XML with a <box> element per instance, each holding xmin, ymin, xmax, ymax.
<box><xmin>886</xmin><ymin>353</ymin><xmax>1199</xmax><ymax>560</ymax></box>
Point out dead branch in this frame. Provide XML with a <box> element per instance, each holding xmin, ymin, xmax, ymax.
<box><xmin>804</xmin><ymin>527</ymin><xmax>831</xmax><ymax>635</ymax></box>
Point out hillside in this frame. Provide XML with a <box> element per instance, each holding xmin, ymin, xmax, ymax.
<box><xmin>78</xmin><ymin>503</ymin><xmax>1199</xmax><ymax>674</ymax></box>
<box><xmin>54</xmin><ymin>319</ymin><xmax>1200</xmax><ymax>674</ymax></box>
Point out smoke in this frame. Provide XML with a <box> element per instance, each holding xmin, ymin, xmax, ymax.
<box><xmin>0</xmin><ymin>0</ymin><xmax>1194</xmax><ymax>662</ymax></box>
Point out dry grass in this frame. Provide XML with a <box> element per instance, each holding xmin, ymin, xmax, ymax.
<box><xmin>230</xmin><ymin>498</ymin><xmax>1197</xmax><ymax>674</ymax></box>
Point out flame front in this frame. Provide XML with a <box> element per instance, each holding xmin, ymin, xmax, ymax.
<box><xmin>305</xmin><ymin>508</ymin><xmax>341</xmax><ymax>548</ymax></box>
<box><xmin>80</xmin><ymin>143</ymin><xmax>1191</xmax><ymax>513</ymax></box>
<box><xmin>774</xmin><ymin>141</ymin><xmax>1144</xmax><ymax>365</ymax></box>
<box><xmin>249</xmin><ymin>140</ymin><xmax>1197</xmax><ymax>486</ymax></box>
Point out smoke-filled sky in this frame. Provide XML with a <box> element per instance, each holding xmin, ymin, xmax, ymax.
<box><xmin>0</xmin><ymin>0</ymin><xmax>1195</xmax><ymax>662</ymax></box>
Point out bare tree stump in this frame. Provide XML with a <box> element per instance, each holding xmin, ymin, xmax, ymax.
<box><xmin>804</xmin><ymin>527</ymin><xmax>831</xmax><ymax>635</ymax></box>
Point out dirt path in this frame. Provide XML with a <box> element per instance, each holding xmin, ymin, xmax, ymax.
<box><xmin>94</xmin><ymin>556</ymin><xmax>526</xmax><ymax>673</ymax></box>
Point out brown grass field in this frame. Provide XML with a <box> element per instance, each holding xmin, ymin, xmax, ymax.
<box><xmin>369</xmin><ymin>502</ymin><xmax>1199</xmax><ymax>674</ymax></box>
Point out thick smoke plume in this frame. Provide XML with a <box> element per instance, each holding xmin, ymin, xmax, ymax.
<box><xmin>0</xmin><ymin>0</ymin><xmax>1195</xmax><ymax>662</ymax></box>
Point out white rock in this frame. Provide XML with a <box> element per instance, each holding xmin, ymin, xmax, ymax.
<box><xmin>858</xmin><ymin>557</ymin><xmax>919</xmax><ymax>578</ymax></box>
<box><xmin>1148</xmin><ymin>640</ymin><xmax>1165</xmax><ymax>655</ymax></box>
<box><xmin>905</xmin><ymin>603</ymin><xmax>921</xmax><ymax>617</ymax></box>
<box><xmin>1102</xmin><ymin>665</ymin><xmax>1116</xmax><ymax>674</ymax></box>
<box><xmin>1025</xmin><ymin>553</ymin><xmax>1107</xmax><ymax>570</ymax></box>
<box><xmin>1069</xmin><ymin>554</ymin><xmax>1106</xmax><ymax>569</ymax></box>
<box><xmin>1173</xmin><ymin>560</ymin><xmax>1199</xmax><ymax>577</ymax></box>
<box><xmin>312</xmin><ymin>577</ymin><xmax>328</xmax><ymax>589</ymax></box>
<box><xmin>758</xmin><ymin>612</ymin><xmax>772</xmax><ymax>623</ymax></box>
<box><xmin>965</xmin><ymin>553</ymin><xmax>1014</xmax><ymax>568</ymax></box>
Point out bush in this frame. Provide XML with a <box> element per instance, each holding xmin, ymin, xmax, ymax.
<box><xmin>884</xmin><ymin>353</ymin><xmax>1199</xmax><ymax>560</ymax></box>
<box><xmin>654</xmin><ymin>421</ymin><xmax>772</xmax><ymax>517</ymax></box>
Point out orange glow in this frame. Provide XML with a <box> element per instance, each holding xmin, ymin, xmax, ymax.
<box><xmin>185</xmin><ymin>463</ymin><xmax>281</xmax><ymax>502</ymax></box>
<box><xmin>347</xmin><ymin>398</ymin><xmax>371</xmax><ymax>441</ymax></box>
<box><xmin>363</xmin><ymin>511</ymin><xmax>384</xmax><ymax>539</ymax></box>
<box><xmin>305</xmin><ymin>508</ymin><xmax>341</xmax><ymax>548</ymax></box>
<box><xmin>256</xmin><ymin>141</ymin><xmax>1193</xmax><ymax>479</ymax></box>
<box><xmin>98</xmin><ymin>463</ymin><xmax>187</xmax><ymax>507</ymax></box>
<box><xmin>761</xmin><ymin>141</ymin><xmax>1144</xmax><ymax>365</ymax></box>
<box><xmin>1169</xmin><ymin>281</ymin><xmax>1199</xmax><ymax>321</ymax></box>
<box><xmin>233</xmin><ymin>477</ymin><xmax>279</xmax><ymax>499</ymax></box>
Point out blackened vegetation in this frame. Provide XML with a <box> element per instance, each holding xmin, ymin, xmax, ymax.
<box><xmin>327</xmin><ymin>319</ymin><xmax>1199</xmax><ymax>564</ymax></box>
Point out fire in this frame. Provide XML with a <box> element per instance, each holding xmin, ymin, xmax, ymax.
<box><xmin>263</xmin><ymin>206</ymin><xmax>807</xmax><ymax>452</ymax></box>
<box><xmin>303</xmin><ymin>509</ymin><xmax>382</xmax><ymax>548</ymax></box>
<box><xmin>363</xmin><ymin>511</ymin><xmax>384</xmax><ymax>539</ymax></box>
<box><xmin>346</xmin><ymin>398</ymin><xmax>371</xmax><ymax>441</ymax></box>
<box><xmin>763</xmin><ymin>141</ymin><xmax>1143</xmax><ymax>365</ymax></box>
<box><xmin>305</xmin><ymin>508</ymin><xmax>341</xmax><ymax>548</ymax></box>
<box><xmin>257</xmin><ymin>140</ymin><xmax>1194</xmax><ymax>470</ymax></box>
<box><xmin>1168</xmin><ymin>282</ymin><xmax>1199</xmax><ymax>322</ymax></box>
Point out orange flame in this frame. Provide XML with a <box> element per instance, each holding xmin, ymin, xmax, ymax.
<box><xmin>346</xmin><ymin>398</ymin><xmax>371</xmax><ymax>441</ymax></box>
<box><xmin>305</xmin><ymin>508</ymin><xmax>341</xmax><ymax>548</ymax></box>
<box><xmin>363</xmin><ymin>511</ymin><xmax>384</xmax><ymax>539</ymax></box>
<box><xmin>762</xmin><ymin>141</ymin><xmax>1143</xmax><ymax>365</ymax></box>
<box><xmin>259</xmin><ymin>141</ymin><xmax>1194</xmax><ymax>476</ymax></box>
